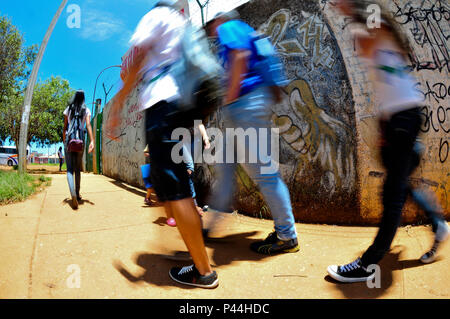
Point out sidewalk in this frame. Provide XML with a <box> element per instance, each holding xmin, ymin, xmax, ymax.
<box><xmin>0</xmin><ymin>172</ymin><xmax>448</xmax><ymax>299</ymax></box>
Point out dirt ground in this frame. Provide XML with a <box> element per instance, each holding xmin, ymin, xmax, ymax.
<box><xmin>0</xmin><ymin>164</ymin><xmax>66</xmax><ymax>174</ymax></box>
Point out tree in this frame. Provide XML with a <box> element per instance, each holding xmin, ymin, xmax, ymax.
<box><xmin>0</xmin><ymin>15</ymin><xmax>37</xmax><ymax>142</ymax></box>
<box><xmin>0</xmin><ymin>76</ymin><xmax>74</xmax><ymax>147</ymax></box>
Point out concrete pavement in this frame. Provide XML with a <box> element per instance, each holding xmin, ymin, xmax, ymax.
<box><xmin>0</xmin><ymin>171</ymin><xmax>449</xmax><ymax>299</ymax></box>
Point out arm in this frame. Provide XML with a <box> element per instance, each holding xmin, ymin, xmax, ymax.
<box><xmin>198</xmin><ymin>123</ymin><xmax>210</xmax><ymax>149</ymax></box>
<box><xmin>85</xmin><ymin>113</ymin><xmax>95</xmax><ymax>153</ymax></box>
<box><xmin>224</xmin><ymin>49</ymin><xmax>250</xmax><ymax>105</ymax></box>
<box><xmin>106</xmin><ymin>45</ymin><xmax>151</xmax><ymax>138</ymax></box>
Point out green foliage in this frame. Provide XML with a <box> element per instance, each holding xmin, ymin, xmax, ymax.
<box><xmin>0</xmin><ymin>15</ymin><xmax>74</xmax><ymax>147</ymax></box>
<box><xmin>0</xmin><ymin>170</ymin><xmax>52</xmax><ymax>204</ymax></box>
<box><xmin>0</xmin><ymin>15</ymin><xmax>37</xmax><ymax>141</ymax></box>
<box><xmin>0</xmin><ymin>76</ymin><xmax>75</xmax><ymax>147</ymax></box>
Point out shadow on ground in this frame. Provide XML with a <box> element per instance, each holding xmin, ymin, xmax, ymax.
<box><xmin>110</xmin><ymin>180</ymin><xmax>147</xmax><ymax>198</ymax></box>
<box><xmin>153</xmin><ymin>217</ymin><xmax>169</xmax><ymax>227</ymax></box>
<box><xmin>325</xmin><ymin>245</ymin><xmax>434</xmax><ymax>298</ymax></box>
<box><xmin>62</xmin><ymin>197</ymin><xmax>95</xmax><ymax>209</ymax></box>
<box><xmin>113</xmin><ymin>254</ymin><xmax>194</xmax><ymax>289</ymax></box>
<box><xmin>113</xmin><ymin>230</ymin><xmax>280</xmax><ymax>288</ymax></box>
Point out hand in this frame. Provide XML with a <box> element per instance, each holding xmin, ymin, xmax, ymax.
<box><xmin>187</xmin><ymin>169</ymin><xmax>193</xmax><ymax>175</ymax></box>
<box><xmin>144</xmin><ymin>152</ymin><xmax>150</xmax><ymax>157</ymax></box>
<box><xmin>88</xmin><ymin>141</ymin><xmax>95</xmax><ymax>153</ymax></box>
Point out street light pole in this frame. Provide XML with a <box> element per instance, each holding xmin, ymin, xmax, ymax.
<box><xmin>18</xmin><ymin>0</ymin><xmax>68</xmax><ymax>173</ymax></box>
<box><xmin>92</xmin><ymin>65</ymin><xmax>121</xmax><ymax>114</ymax></box>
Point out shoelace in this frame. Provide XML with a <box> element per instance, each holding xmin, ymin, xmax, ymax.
<box><xmin>425</xmin><ymin>240</ymin><xmax>439</xmax><ymax>257</ymax></box>
<box><xmin>341</xmin><ymin>260</ymin><xmax>361</xmax><ymax>273</ymax></box>
<box><xmin>178</xmin><ymin>265</ymin><xmax>195</xmax><ymax>275</ymax></box>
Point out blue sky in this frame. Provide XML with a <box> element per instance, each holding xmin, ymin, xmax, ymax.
<box><xmin>0</xmin><ymin>0</ymin><xmax>160</xmax><ymax>154</ymax></box>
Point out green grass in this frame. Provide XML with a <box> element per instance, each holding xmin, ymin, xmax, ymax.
<box><xmin>0</xmin><ymin>170</ymin><xmax>52</xmax><ymax>205</ymax></box>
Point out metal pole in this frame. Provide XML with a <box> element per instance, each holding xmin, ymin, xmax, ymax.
<box><xmin>18</xmin><ymin>0</ymin><xmax>68</xmax><ymax>173</ymax></box>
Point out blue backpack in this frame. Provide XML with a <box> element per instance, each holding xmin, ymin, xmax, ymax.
<box><xmin>250</xmin><ymin>32</ymin><xmax>289</xmax><ymax>88</ymax></box>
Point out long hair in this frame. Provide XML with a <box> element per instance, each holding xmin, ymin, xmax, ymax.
<box><xmin>68</xmin><ymin>90</ymin><xmax>86</xmax><ymax>121</ymax></box>
<box><xmin>347</xmin><ymin>0</ymin><xmax>413</xmax><ymax>56</ymax></box>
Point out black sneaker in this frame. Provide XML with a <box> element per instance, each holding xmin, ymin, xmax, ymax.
<box><xmin>420</xmin><ymin>221</ymin><xmax>449</xmax><ymax>264</ymax></box>
<box><xmin>169</xmin><ymin>265</ymin><xmax>219</xmax><ymax>289</ymax></box>
<box><xmin>327</xmin><ymin>258</ymin><xmax>375</xmax><ymax>283</ymax></box>
<box><xmin>250</xmin><ymin>231</ymin><xmax>299</xmax><ymax>255</ymax></box>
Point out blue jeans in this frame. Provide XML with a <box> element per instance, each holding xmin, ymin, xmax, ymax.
<box><xmin>65</xmin><ymin>148</ymin><xmax>83</xmax><ymax>198</ymax></box>
<box><xmin>182</xmin><ymin>142</ymin><xmax>196</xmax><ymax>199</ymax></box>
<box><xmin>210</xmin><ymin>86</ymin><xmax>297</xmax><ymax>240</ymax></box>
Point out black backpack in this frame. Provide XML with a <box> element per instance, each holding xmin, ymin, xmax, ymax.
<box><xmin>66</xmin><ymin>102</ymin><xmax>86</xmax><ymax>152</ymax></box>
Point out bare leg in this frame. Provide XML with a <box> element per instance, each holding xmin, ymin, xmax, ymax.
<box><xmin>146</xmin><ymin>188</ymin><xmax>152</xmax><ymax>201</ymax></box>
<box><xmin>164</xmin><ymin>202</ymin><xmax>173</xmax><ymax>219</ymax></box>
<box><xmin>168</xmin><ymin>198</ymin><xmax>212</xmax><ymax>276</ymax></box>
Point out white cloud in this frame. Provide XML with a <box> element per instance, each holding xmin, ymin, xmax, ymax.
<box><xmin>79</xmin><ymin>9</ymin><xmax>125</xmax><ymax>42</ymax></box>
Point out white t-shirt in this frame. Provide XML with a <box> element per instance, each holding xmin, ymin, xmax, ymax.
<box><xmin>63</xmin><ymin>106</ymin><xmax>91</xmax><ymax>130</ymax></box>
<box><xmin>372</xmin><ymin>48</ymin><xmax>422</xmax><ymax>119</ymax></box>
<box><xmin>129</xmin><ymin>6</ymin><xmax>186</xmax><ymax>110</ymax></box>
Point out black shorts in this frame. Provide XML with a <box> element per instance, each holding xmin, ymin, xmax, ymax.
<box><xmin>145</xmin><ymin>101</ymin><xmax>193</xmax><ymax>202</ymax></box>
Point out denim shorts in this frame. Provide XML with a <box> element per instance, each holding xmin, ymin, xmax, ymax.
<box><xmin>144</xmin><ymin>101</ymin><xmax>193</xmax><ymax>202</ymax></box>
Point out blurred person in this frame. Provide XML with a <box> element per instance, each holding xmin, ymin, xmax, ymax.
<box><xmin>107</xmin><ymin>0</ymin><xmax>218</xmax><ymax>288</ymax></box>
<box><xmin>63</xmin><ymin>90</ymin><xmax>94</xmax><ymax>209</ymax></box>
<box><xmin>184</xmin><ymin>122</ymin><xmax>211</xmax><ymax>218</ymax></box>
<box><xmin>327</xmin><ymin>0</ymin><xmax>449</xmax><ymax>283</ymax></box>
<box><xmin>205</xmin><ymin>12</ymin><xmax>299</xmax><ymax>255</ymax></box>
<box><xmin>142</xmin><ymin>145</ymin><xmax>156</xmax><ymax>206</ymax></box>
<box><xmin>143</xmin><ymin>124</ymin><xmax>208</xmax><ymax>227</ymax></box>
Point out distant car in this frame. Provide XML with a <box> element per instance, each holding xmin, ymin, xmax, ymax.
<box><xmin>0</xmin><ymin>146</ymin><xmax>30</xmax><ymax>166</ymax></box>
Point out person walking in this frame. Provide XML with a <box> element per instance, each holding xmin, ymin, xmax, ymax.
<box><xmin>205</xmin><ymin>12</ymin><xmax>299</xmax><ymax>255</ymax></box>
<box><xmin>142</xmin><ymin>145</ymin><xmax>156</xmax><ymax>206</ymax></box>
<box><xmin>57</xmin><ymin>146</ymin><xmax>64</xmax><ymax>171</ymax></box>
<box><xmin>327</xmin><ymin>0</ymin><xmax>449</xmax><ymax>283</ymax></box>
<box><xmin>63</xmin><ymin>90</ymin><xmax>94</xmax><ymax>209</ymax></box>
<box><xmin>108</xmin><ymin>0</ymin><xmax>218</xmax><ymax>289</ymax></box>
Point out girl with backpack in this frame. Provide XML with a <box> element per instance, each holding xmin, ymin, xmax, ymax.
<box><xmin>63</xmin><ymin>90</ymin><xmax>95</xmax><ymax>210</ymax></box>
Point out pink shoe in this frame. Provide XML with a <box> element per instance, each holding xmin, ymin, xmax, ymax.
<box><xmin>167</xmin><ymin>217</ymin><xmax>177</xmax><ymax>227</ymax></box>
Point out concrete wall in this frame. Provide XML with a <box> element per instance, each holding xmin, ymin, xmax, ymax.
<box><xmin>102</xmin><ymin>0</ymin><xmax>449</xmax><ymax>224</ymax></box>
<box><xmin>102</xmin><ymin>82</ymin><xmax>146</xmax><ymax>188</ymax></box>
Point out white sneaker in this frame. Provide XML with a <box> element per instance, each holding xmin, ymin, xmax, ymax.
<box><xmin>420</xmin><ymin>221</ymin><xmax>449</xmax><ymax>264</ymax></box>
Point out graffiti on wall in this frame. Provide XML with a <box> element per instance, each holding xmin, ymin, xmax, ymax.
<box><xmin>273</xmin><ymin>80</ymin><xmax>356</xmax><ymax>195</ymax></box>
<box><xmin>391</xmin><ymin>0</ymin><xmax>450</xmax><ymax>213</ymax></box>
<box><xmin>256</xmin><ymin>9</ymin><xmax>356</xmax><ymax>196</ymax></box>
<box><xmin>393</xmin><ymin>0</ymin><xmax>449</xmax><ymax>73</ymax></box>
